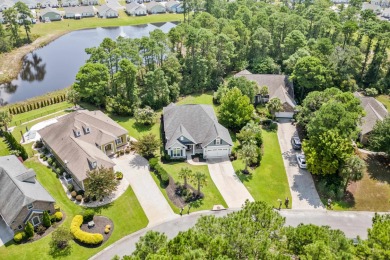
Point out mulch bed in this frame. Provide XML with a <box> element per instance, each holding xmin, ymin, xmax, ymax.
<box><xmin>165</xmin><ymin>176</ymin><xmax>203</xmax><ymax>208</ymax></box>
<box><xmin>79</xmin><ymin>216</ymin><xmax>113</xmax><ymax>245</ymax></box>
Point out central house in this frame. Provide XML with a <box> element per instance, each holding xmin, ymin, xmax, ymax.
<box><xmin>162</xmin><ymin>104</ymin><xmax>233</xmax><ymax>159</ymax></box>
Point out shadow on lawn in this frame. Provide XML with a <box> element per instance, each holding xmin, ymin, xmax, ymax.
<box><xmin>235</xmin><ymin>170</ymin><xmax>253</xmax><ymax>183</ymax></box>
<box><xmin>365</xmin><ymin>154</ymin><xmax>390</xmax><ymax>185</ymax></box>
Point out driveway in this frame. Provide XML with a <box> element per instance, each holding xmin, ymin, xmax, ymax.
<box><xmin>277</xmin><ymin>119</ymin><xmax>324</xmax><ymax>209</ymax></box>
<box><xmin>0</xmin><ymin>216</ymin><xmax>13</xmax><ymax>247</ymax></box>
<box><xmin>113</xmin><ymin>154</ymin><xmax>176</xmax><ymax>226</ymax></box>
<box><xmin>207</xmin><ymin>157</ymin><xmax>254</xmax><ymax>208</ymax></box>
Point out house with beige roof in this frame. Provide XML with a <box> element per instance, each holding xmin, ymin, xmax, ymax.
<box><xmin>234</xmin><ymin>70</ymin><xmax>296</xmax><ymax>118</ymax></box>
<box><xmin>354</xmin><ymin>92</ymin><xmax>388</xmax><ymax>144</ymax></box>
<box><xmin>38</xmin><ymin>110</ymin><xmax>128</xmax><ymax>190</ymax></box>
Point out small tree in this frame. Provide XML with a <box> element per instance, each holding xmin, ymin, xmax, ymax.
<box><xmin>85</xmin><ymin>167</ymin><xmax>119</xmax><ymax>201</ymax></box>
<box><xmin>66</xmin><ymin>87</ymin><xmax>80</xmax><ymax>108</ymax></box>
<box><xmin>237</xmin><ymin>121</ymin><xmax>263</xmax><ymax>146</ymax></box>
<box><xmin>133</xmin><ymin>133</ymin><xmax>160</xmax><ymax>158</ymax></box>
<box><xmin>369</xmin><ymin>117</ymin><xmax>390</xmax><ymax>155</ymax></box>
<box><xmin>50</xmin><ymin>226</ymin><xmax>72</xmax><ymax>253</ymax></box>
<box><xmin>179</xmin><ymin>167</ymin><xmax>193</xmax><ymax>188</ymax></box>
<box><xmin>134</xmin><ymin>106</ymin><xmax>156</xmax><ymax>125</ymax></box>
<box><xmin>133</xmin><ymin>231</ymin><xmax>168</xmax><ymax>259</ymax></box>
<box><xmin>238</xmin><ymin>144</ymin><xmax>258</xmax><ymax>172</ymax></box>
<box><xmin>339</xmin><ymin>155</ymin><xmax>366</xmax><ymax>192</ymax></box>
<box><xmin>266</xmin><ymin>98</ymin><xmax>283</xmax><ymax>117</ymax></box>
<box><xmin>43</xmin><ymin>211</ymin><xmax>51</xmax><ymax>228</ymax></box>
<box><xmin>0</xmin><ymin>110</ymin><xmax>13</xmax><ymax>131</ymax></box>
<box><xmin>25</xmin><ymin>221</ymin><xmax>34</xmax><ymax>238</ymax></box>
<box><xmin>192</xmin><ymin>171</ymin><xmax>207</xmax><ymax>196</ymax></box>
<box><xmin>258</xmin><ymin>86</ymin><xmax>269</xmax><ymax>104</ymax></box>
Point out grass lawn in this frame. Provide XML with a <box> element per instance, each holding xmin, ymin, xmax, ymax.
<box><xmin>158</xmin><ymin>162</ymin><xmax>228</xmax><ymax>212</ymax></box>
<box><xmin>330</xmin><ymin>153</ymin><xmax>390</xmax><ymax>211</ymax></box>
<box><xmin>376</xmin><ymin>95</ymin><xmax>390</xmax><ymax>113</ymax></box>
<box><xmin>10</xmin><ymin>102</ymin><xmax>72</xmax><ymax>126</ymax></box>
<box><xmin>0</xmin><ymin>157</ymin><xmax>148</xmax><ymax>260</ymax></box>
<box><xmin>111</xmin><ymin>114</ymin><xmax>161</xmax><ymax>140</ymax></box>
<box><xmin>0</xmin><ymin>137</ymin><xmax>11</xmax><ymax>156</ymax></box>
<box><xmin>232</xmin><ymin>129</ymin><xmax>291</xmax><ymax>206</ymax></box>
<box><xmin>31</xmin><ymin>13</ymin><xmax>182</xmax><ymax>38</ymax></box>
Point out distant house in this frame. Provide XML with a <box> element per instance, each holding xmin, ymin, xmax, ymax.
<box><xmin>39</xmin><ymin>0</ymin><xmax>59</xmax><ymax>8</ymax></box>
<box><xmin>0</xmin><ymin>0</ymin><xmax>13</xmax><ymax>11</ymax></box>
<box><xmin>163</xmin><ymin>104</ymin><xmax>233</xmax><ymax>159</ymax></box>
<box><xmin>382</xmin><ymin>7</ymin><xmax>390</xmax><ymax>17</ymax></box>
<box><xmin>20</xmin><ymin>0</ymin><xmax>38</xmax><ymax>9</ymax></box>
<box><xmin>126</xmin><ymin>2</ymin><xmax>146</xmax><ymax>15</ymax></box>
<box><xmin>353</xmin><ymin>92</ymin><xmax>388</xmax><ymax>144</ymax></box>
<box><xmin>0</xmin><ymin>13</ymin><xmax>4</xmax><ymax>23</ymax></box>
<box><xmin>62</xmin><ymin>0</ymin><xmax>79</xmax><ymax>7</ymax></box>
<box><xmin>164</xmin><ymin>0</ymin><xmax>179</xmax><ymax>12</ymax></box>
<box><xmin>145</xmin><ymin>1</ymin><xmax>165</xmax><ymax>14</ymax></box>
<box><xmin>64</xmin><ymin>6</ymin><xmax>95</xmax><ymax>18</ymax></box>
<box><xmin>38</xmin><ymin>110</ymin><xmax>128</xmax><ymax>190</ymax></box>
<box><xmin>175</xmin><ymin>3</ymin><xmax>184</xmax><ymax>13</ymax></box>
<box><xmin>98</xmin><ymin>4</ymin><xmax>119</xmax><ymax>18</ymax></box>
<box><xmin>40</xmin><ymin>7</ymin><xmax>61</xmax><ymax>21</ymax></box>
<box><xmin>362</xmin><ymin>2</ymin><xmax>382</xmax><ymax>13</ymax></box>
<box><xmin>234</xmin><ymin>70</ymin><xmax>296</xmax><ymax>118</ymax></box>
<box><xmin>371</xmin><ymin>0</ymin><xmax>390</xmax><ymax>7</ymax></box>
<box><xmin>0</xmin><ymin>155</ymin><xmax>55</xmax><ymax>233</ymax></box>
<box><xmin>81</xmin><ymin>0</ymin><xmax>98</xmax><ymax>5</ymax></box>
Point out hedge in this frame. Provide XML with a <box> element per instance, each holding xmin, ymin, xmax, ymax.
<box><xmin>2</xmin><ymin>131</ymin><xmax>28</xmax><ymax>160</ymax></box>
<box><xmin>148</xmin><ymin>158</ymin><xmax>158</xmax><ymax>170</ymax></box>
<box><xmin>13</xmin><ymin>231</ymin><xmax>26</xmax><ymax>243</ymax></box>
<box><xmin>53</xmin><ymin>211</ymin><xmax>63</xmax><ymax>221</ymax></box>
<box><xmin>70</xmin><ymin>215</ymin><xmax>103</xmax><ymax>245</ymax></box>
<box><xmin>154</xmin><ymin>164</ymin><xmax>169</xmax><ymax>185</ymax></box>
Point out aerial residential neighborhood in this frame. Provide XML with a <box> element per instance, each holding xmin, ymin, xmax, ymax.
<box><xmin>0</xmin><ymin>0</ymin><xmax>389</xmax><ymax>259</ymax></box>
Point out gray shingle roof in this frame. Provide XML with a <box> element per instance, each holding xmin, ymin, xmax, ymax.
<box><xmin>38</xmin><ymin>110</ymin><xmax>126</xmax><ymax>182</ymax></box>
<box><xmin>354</xmin><ymin>92</ymin><xmax>388</xmax><ymax>135</ymax></box>
<box><xmin>64</xmin><ymin>6</ymin><xmax>94</xmax><ymax>14</ymax></box>
<box><xmin>0</xmin><ymin>155</ymin><xmax>55</xmax><ymax>226</ymax></box>
<box><xmin>234</xmin><ymin>70</ymin><xmax>296</xmax><ymax>109</ymax></box>
<box><xmin>163</xmin><ymin>104</ymin><xmax>233</xmax><ymax>149</ymax></box>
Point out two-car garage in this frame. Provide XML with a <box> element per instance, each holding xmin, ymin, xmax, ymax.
<box><xmin>204</xmin><ymin>147</ymin><xmax>230</xmax><ymax>158</ymax></box>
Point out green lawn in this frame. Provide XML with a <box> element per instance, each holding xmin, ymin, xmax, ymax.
<box><xmin>376</xmin><ymin>95</ymin><xmax>390</xmax><ymax>112</ymax></box>
<box><xmin>111</xmin><ymin>114</ymin><xmax>161</xmax><ymax>140</ymax></box>
<box><xmin>232</xmin><ymin>130</ymin><xmax>291</xmax><ymax>206</ymax></box>
<box><xmin>0</xmin><ymin>158</ymin><xmax>148</xmax><ymax>260</ymax></box>
<box><xmin>0</xmin><ymin>137</ymin><xmax>11</xmax><ymax>156</ymax></box>
<box><xmin>158</xmin><ymin>162</ymin><xmax>228</xmax><ymax>212</ymax></box>
<box><xmin>31</xmin><ymin>13</ymin><xmax>182</xmax><ymax>38</ymax></box>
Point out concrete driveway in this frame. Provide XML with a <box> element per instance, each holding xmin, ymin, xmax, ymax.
<box><xmin>277</xmin><ymin>119</ymin><xmax>324</xmax><ymax>209</ymax></box>
<box><xmin>207</xmin><ymin>157</ymin><xmax>254</xmax><ymax>208</ymax></box>
<box><xmin>113</xmin><ymin>154</ymin><xmax>176</xmax><ymax>226</ymax></box>
<box><xmin>0</xmin><ymin>216</ymin><xmax>13</xmax><ymax>247</ymax></box>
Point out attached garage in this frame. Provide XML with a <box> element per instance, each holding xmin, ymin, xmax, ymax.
<box><xmin>275</xmin><ymin>112</ymin><xmax>294</xmax><ymax>118</ymax></box>
<box><xmin>205</xmin><ymin>147</ymin><xmax>230</xmax><ymax>158</ymax></box>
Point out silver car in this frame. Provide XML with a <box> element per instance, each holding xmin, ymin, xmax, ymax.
<box><xmin>296</xmin><ymin>154</ymin><xmax>307</xmax><ymax>169</ymax></box>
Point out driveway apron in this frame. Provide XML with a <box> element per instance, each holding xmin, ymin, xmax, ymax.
<box><xmin>207</xmin><ymin>157</ymin><xmax>254</xmax><ymax>208</ymax></box>
<box><xmin>113</xmin><ymin>154</ymin><xmax>176</xmax><ymax>226</ymax></box>
<box><xmin>277</xmin><ymin>119</ymin><xmax>324</xmax><ymax>209</ymax></box>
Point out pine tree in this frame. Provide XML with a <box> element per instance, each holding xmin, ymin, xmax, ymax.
<box><xmin>25</xmin><ymin>222</ymin><xmax>34</xmax><ymax>238</ymax></box>
<box><xmin>43</xmin><ymin>211</ymin><xmax>51</xmax><ymax>228</ymax></box>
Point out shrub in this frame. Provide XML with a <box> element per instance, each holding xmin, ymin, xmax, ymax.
<box><xmin>47</xmin><ymin>157</ymin><xmax>53</xmax><ymax>165</ymax></box>
<box><xmin>52</xmin><ymin>162</ymin><xmax>57</xmax><ymax>168</ymax></box>
<box><xmin>35</xmin><ymin>225</ymin><xmax>46</xmax><ymax>235</ymax></box>
<box><xmin>43</xmin><ymin>156</ymin><xmax>48</xmax><ymax>161</ymax></box>
<box><xmin>104</xmin><ymin>227</ymin><xmax>110</xmax><ymax>234</ymax></box>
<box><xmin>148</xmin><ymin>158</ymin><xmax>158</xmax><ymax>170</ymax></box>
<box><xmin>120</xmin><ymin>149</ymin><xmax>125</xmax><ymax>155</ymax></box>
<box><xmin>40</xmin><ymin>153</ymin><xmax>45</xmax><ymax>159</ymax></box>
<box><xmin>83</xmin><ymin>196</ymin><xmax>90</xmax><ymax>203</ymax></box>
<box><xmin>54</xmin><ymin>204</ymin><xmax>60</xmax><ymax>211</ymax></box>
<box><xmin>269</xmin><ymin>122</ymin><xmax>278</xmax><ymax>131</ymax></box>
<box><xmin>54</xmin><ymin>211</ymin><xmax>63</xmax><ymax>221</ymax></box>
<box><xmin>25</xmin><ymin>222</ymin><xmax>34</xmax><ymax>238</ymax></box>
<box><xmin>125</xmin><ymin>147</ymin><xmax>130</xmax><ymax>154</ymax></box>
<box><xmin>55</xmin><ymin>168</ymin><xmax>62</xmax><ymax>175</ymax></box>
<box><xmin>105</xmin><ymin>225</ymin><xmax>111</xmax><ymax>229</ymax></box>
<box><xmin>116</xmin><ymin>171</ymin><xmax>123</xmax><ymax>180</ymax></box>
<box><xmin>13</xmin><ymin>232</ymin><xmax>26</xmax><ymax>243</ymax></box>
<box><xmin>76</xmin><ymin>195</ymin><xmax>83</xmax><ymax>202</ymax></box>
<box><xmin>43</xmin><ymin>211</ymin><xmax>51</xmax><ymax>227</ymax></box>
<box><xmin>71</xmin><ymin>191</ymin><xmax>77</xmax><ymax>198</ymax></box>
<box><xmin>67</xmin><ymin>184</ymin><xmax>74</xmax><ymax>192</ymax></box>
<box><xmin>82</xmin><ymin>209</ymin><xmax>95</xmax><ymax>222</ymax></box>
<box><xmin>365</xmin><ymin>88</ymin><xmax>378</xmax><ymax>96</ymax></box>
<box><xmin>70</xmin><ymin>215</ymin><xmax>103</xmax><ymax>245</ymax></box>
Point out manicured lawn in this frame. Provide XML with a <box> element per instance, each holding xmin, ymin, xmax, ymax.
<box><xmin>0</xmin><ymin>158</ymin><xmax>148</xmax><ymax>260</ymax></box>
<box><xmin>111</xmin><ymin>114</ymin><xmax>161</xmax><ymax>140</ymax></box>
<box><xmin>10</xmin><ymin>102</ymin><xmax>72</xmax><ymax>126</ymax></box>
<box><xmin>158</xmin><ymin>162</ymin><xmax>228</xmax><ymax>212</ymax></box>
<box><xmin>177</xmin><ymin>92</ymin><xmax>214</xmax><ymax>106</ymax></box>
<box><xmin>232</xmin><ymin>130</ymin><xmax>291</xmax><ymax>206</ymax></box>
<box><xmin>376</xmin><ymin>95</ymin><xmax>390</xmax><ymax>112</ymax></box>
<box><xmin>31</xmin><ymin>13</ymin><xmax>182</xmax><ymax>37</ymax></box>
<box><xmin>0</xmin><ymin>137</ymin><xmax>11</xmax><ymax>156</ymax></box>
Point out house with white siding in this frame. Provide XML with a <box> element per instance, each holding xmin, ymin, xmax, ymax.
<box><xmin>145</xmin><ymin>1</ymin><xmax>165</xmax><ymax>14</ymax></box>
<box><xmin>98</xmin><ymin>4</ymin><xmax>119</xmax><ymax>18</ymax></box>
<box><xmin>126</xmin><ymin>2</ymin><xmax>146</xmax><ymax>15</ymax></box>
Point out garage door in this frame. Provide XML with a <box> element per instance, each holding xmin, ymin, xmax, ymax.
<box><xmin>275</xmin><ymin>112</ymin><xmax>294</xmax><ymax>118</ymax></box>
<box><xmin>206</xmin><ymin>148</ymin><xmax>229</xmax><ymax>158</ymax></box>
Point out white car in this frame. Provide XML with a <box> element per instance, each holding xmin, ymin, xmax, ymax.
<box><xmin>296</xmin><ymin>154</ymin><xmax>307</xmax><ymax>169</ymax></box>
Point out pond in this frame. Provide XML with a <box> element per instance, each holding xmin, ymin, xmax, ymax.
<box><xmin>0</xmin><ymin>22</ymin><xmax>177</xmax><ymax>106</ymax></box>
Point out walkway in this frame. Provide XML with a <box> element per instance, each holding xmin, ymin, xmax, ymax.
<box><xmin>90</xmin><ymin>209</ymin><xmax>375</xmax><ymax>259</ymax></box>
<box><xmin>207</xmin><ymin>157</ymin><xmax>254</xmax><ymax>208</ymax></box>
<box><xmin>277</xmin><ymin>119</ymin><xmax>324</xmax><ymax>209</ymax></box>
<box><xmin>186</xmin><ymin>152</ymin><xmax>207</xmax><ymax>166</ymax></box>
<box><xmin>113</xmin><ymin>154</ymin><xmax>176</xmax><ymax>226</ymax></box>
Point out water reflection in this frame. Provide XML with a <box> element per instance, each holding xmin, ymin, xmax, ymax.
<box><xmin>0</xmin><ymin>22</ymin><xmax>177</xmax><ymax>105</ymax></box>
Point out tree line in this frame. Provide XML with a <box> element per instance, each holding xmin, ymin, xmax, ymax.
<box><xmin>0</xmin><ymin>1</ymin><xmax>34</xmax><ymax>53</ymax></box>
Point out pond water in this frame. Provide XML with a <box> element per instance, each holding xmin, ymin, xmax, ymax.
<box><xmin>0</xmin><ymin>22</ymin><xmax>177</xmax><ymax>106</ymax></box>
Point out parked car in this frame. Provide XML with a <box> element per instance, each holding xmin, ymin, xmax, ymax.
<box><xmin>291</xmin><ymin>136</ymin><xmax>301</xmax><ymax>150</ymax></box>
<box><xmin>296</xmin><ymin>154</ymin><xmax>307</xmax><ymax>169</ymax></box>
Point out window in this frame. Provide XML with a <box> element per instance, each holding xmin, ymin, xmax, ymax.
<box><xmin>215</xmin><ymin>138</ymin><xmax>221</xmax><ymax>145</ymax></box>
<box><xmin>91</xmin><ymin>161</ymin><xmax>97</xmax><ymax>169</ymax></box>
<box><xmin>180</xmin><ymin>136</ymin><xmax>184</xmax><ymax>141</ymax></box>
<box><xmin>18</xmin><ymin>225</ymin><xmax>23</xmax><ymax>230</ymax></box>
<box><xmin>85</xmin><ymin>127</ymin><xmax>90</xmax><ymax>134</ymax></box>
<box><xmin>31</xmin><ymin>216</ymin><xmax>40</xmax><ymax>226</ymax></box>
<box><xmin>172</xmin><ymin>148</ymin><xmax>181</xmax><ymax>157</ymax></box>
<box><xmin>116</xmin><ymin>137</ymin><xmax>122</xmax><ymax>145</ymax></box>
<box><xmin>27</xmin><ymin>203</ymin><xmax>33</xmax><ymax>210</ymax></box>
<box><xmin>74</xmin><ymin>130</ymin><xmax>81</xmax><ymax>137</ymax></box>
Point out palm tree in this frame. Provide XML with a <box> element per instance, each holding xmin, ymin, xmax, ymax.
<box><xmin>193</xmin><ymin>171</ymin><xmax>207</xmax><ymax>196</ymax></box>
<box><xmin>179</xmin><ymin>167</ymin><xmax>193</xmax><ymax>188</ymax></box>
<box><xmin>0</xmin><ymin>110</ymin><xmax>13</xmax><ymax>131</ymax></box>
<box><xmin>339</xmin><ymin>155</ymin><xmax>366</xmax><ymax>192</ymax></box>
<box><xmin>266</xmin><ymin>98</ymin><xmax>283</xmax><ymax>117</ymax></box>
<box><xmin>238</xmin><ymin>144</ymin><xmax>258</xmax><ymax>172</ymax></box>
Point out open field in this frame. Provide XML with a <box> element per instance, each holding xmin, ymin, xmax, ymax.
<box><xmin>232</xmin><ymin>130</ymin><xmax>291</xmax><ymax>206</ymax></box>
<box><xmin>0</xmin><ymin>157</ymin><xmax>148</xmax><ymax>260</ymax></box>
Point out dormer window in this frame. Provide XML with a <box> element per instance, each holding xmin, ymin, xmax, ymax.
<box><xmin>92</xmin><ymin>161</ymin><xmax>97</xmax><ymax>169</ymax></box>
<box><xmin>215</xmin><ymin>138</ymin><xmax>221</xmax><ymax>145</ymax></box>
<box><xmin>85</xmin><ymin>127</ymin><xmax>90</xmax><ymax>134</ymax></box>
<box><xmin>180</xmin><ymin>136</ymin><xmax>184</xmax><ymax>141</ymax></box>
<box><xmin>27</xmin><ymin>203</ymin><xmax>33</xmax><ymax>210</ymax></box>
<box><xmin>74</xmin><ymin>130</ymin><xmax>81</xmax><ymax>137</ymax></box>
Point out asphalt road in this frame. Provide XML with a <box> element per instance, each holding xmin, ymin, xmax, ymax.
<box><xmin>91</xmin><ymin>209</ymin><xmax>376</xmax><ymax>260</ymax></box>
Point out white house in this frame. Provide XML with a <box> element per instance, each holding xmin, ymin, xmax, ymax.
<box><xmin>98</xmin><ymin>4</ymin><xmax>119</xmax><ymax>18</ymax></box>
<box><xmin>145</xmin><ymin>1</ymin><xmax>165</xmax><ymax>14</ymax></box>
<box><xmin>125</xmin><ymin>2</ymin><xmax>146</xmax><ymax>15</ymax></box>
